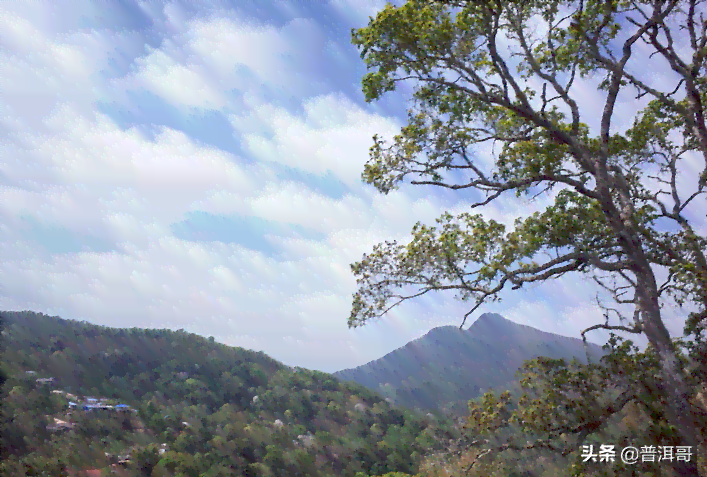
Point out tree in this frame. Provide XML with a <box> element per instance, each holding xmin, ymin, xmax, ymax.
<box><xmin>460</xmin><ymin>334</ymin><xmax>707</xmax><ymax>476</ymax></box>
<box><xmin>348</xmin><ymin>0</ymin><xmax>707</xmax><ymax>475</ymax></box>
<box><xmin>132</xmin><ymin>444</ymin><xmax>161</xmax><ymax>476</ymax></box>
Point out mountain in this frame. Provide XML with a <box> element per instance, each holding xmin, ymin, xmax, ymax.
<box><xmin>0</xmin><ymin>310</ymin><xmax>460</xmax><ymax>477</ymax></box>
<box><xmin>1</xmin><ymin>310</ymin><xmax>285</xmax><ymax>405</ymax></box>
<box><xmin>333</xmin><ymin>313</ymin><xmax>607</xmax><ymax>415</ymax></box>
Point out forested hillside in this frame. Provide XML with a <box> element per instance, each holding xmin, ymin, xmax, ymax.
<box><xmin>0</xmin><ymin>311</ymin><xmax>460</xmax><ymax>476</ymax></box>
<box><xmin>3</xmin><ymin>313</ymin><xmax>707</xmax><ymax>476</ymax></box>
<box><xmin>334</xmin><ymin>313</ymin><xmax>606</xmax><ymax>414</ymax></box>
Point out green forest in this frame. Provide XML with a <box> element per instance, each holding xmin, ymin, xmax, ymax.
<box><xmin>2</xmin><ymin>310</ymin><xmax>707</xmax><ymax>476</ymax></box>
<box><xmin>0</xmin><ymin>310</ymin><xmax>461</xmax><ymax>476</ymax></box>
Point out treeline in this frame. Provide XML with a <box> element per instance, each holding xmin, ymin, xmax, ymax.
<box><xmin>0</xmin><ymin>311</ymin><xmax>459</xmax><ymax>476</ymax></box>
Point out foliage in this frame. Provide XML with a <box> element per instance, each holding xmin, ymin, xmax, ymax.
<box><xmin>408</xmin><ymin>334</ymin><xmax>707</xmax><ymax>476</ymax></box>
<box><xmin>0</xmin><ymin>310</ymin><xmax>459</xmax><ymax>476</ymax></box>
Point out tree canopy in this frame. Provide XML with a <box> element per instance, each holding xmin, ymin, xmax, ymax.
<box><xmin>1</xmin><ymin>311</ymin><xmax>462</xmax><ymax>477</ymax></box>
<box><xmin>348</xmin><ymin>1</ymin><xmax>707</xmax><ymax>475</ymax></box>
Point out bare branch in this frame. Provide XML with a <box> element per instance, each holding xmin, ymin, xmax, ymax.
<box><xmin>510</xmin><ymin>6</ymin><xmax>581</xmax><ymax>135</ymax></box>
<box><xmin>599</xmin><ymin>1</ymin><xmax>679</xmax><ymax>153</ymax></box>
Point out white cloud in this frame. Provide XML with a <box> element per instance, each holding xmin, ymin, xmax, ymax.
<box><xmin>0</xmin><ymin>6</ymin><xmax>143</xmax><ymax>136</ymax></box>
<box><xmin>131</xmin><ymin>48</ymin><xmax>227</xmax><ymax>109</ymax></box>
<box><xmin>249</xmin><ymin>182</ymin><xmax>372</xmax><ymax>232</ymax></box>
<box><xmin>1</xmin><ymin>1</ymin><xmax>701</xmax><ymax>375</ymax></box>
<box><xmin>188</xmin><ymin>16</ymin><xmax>307</xmax><ymax>84</ymax></box>
<box><xmin>233</xmin><ymin>93</ymin><xmax>402</xmax><ymax>186</ymax></box>
<box><xmin>122</xmin><ymin>12</ymin><xmax>325</xmax><ymax>111</ymax></box>
<box><xmin>2</xmin><ymin>104</ymin><xmax>269</xmax><ymax>249</ymax></box>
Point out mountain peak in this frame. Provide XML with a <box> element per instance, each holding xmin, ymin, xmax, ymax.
<box><xmin>469</xmin><ymin>312</ymin><xmax>506</xmax><ymax>327</ymax></box>
<box><xmin>417</xmin><ymin>314</ymin><xmax>507</xmax><ymax>336</ymax></box>
<box><xmin>334</xmin><ymin>312</ymin><xmax>607</xmax><ymax>414</ymax></box>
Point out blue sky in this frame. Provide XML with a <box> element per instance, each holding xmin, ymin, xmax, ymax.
<box><xmin>0</xmin><ymin>1</ymin><xmax>701</xmax><ymax>372</ymax></box>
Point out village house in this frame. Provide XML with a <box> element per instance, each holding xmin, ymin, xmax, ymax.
<box><xmin>46</xmin><ymin>417</ymin><xmax>75</xmax><ymax>432</ymax></box>
<box><xmin>295</xmin><ymin>433</ymin><xmax>315</xmax><ymax>448</ymax></box>
<box><xmin>36</xmin><ymin>377</ymin><xmax>56</xmax><ymax>385</ymax></box>
<box><xmin>71</xmin><ymin>396</ymin><xmax>134</xmax><ymax>413</ymax></box>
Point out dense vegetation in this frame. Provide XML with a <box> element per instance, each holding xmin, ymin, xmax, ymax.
<box><xmin>2</xmin><ymin>313</ymin><xmax>707</xmax><ymax>476</ymax></box>
<box><xmin>422</xmin><ymin>335</ymin><xmax>707</xmax><ymax>476</ymax></box>
<box><xmin>0</xmin><ymin>311</ymin><xmax>460</xmax><ymax>476</ymax></box>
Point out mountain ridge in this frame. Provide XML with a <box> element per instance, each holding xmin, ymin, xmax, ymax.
<box><xmin>333</xmin><ymin>312</ymin><xmax>607</xmax><ymax>414</ymax></box>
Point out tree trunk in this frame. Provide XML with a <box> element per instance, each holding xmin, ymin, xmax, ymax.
<box><xmin>595</xmin><ymin>162</ymin><xmax>703</xmax><ymax>473</ymax></box>
<box><xmin>639</xmin><ymin>286</ymin><xmax>702</xmax><ymax>476</ymax></box>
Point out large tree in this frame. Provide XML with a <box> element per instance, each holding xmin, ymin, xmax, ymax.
<box><xmin>348</xmin><ymin>0</ymin><xmax>707</xmax><ymax>475</ymax></box>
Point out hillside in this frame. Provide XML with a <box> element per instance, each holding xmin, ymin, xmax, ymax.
<box><xmin>333</xmin><ymin>313</ymin><xmax>607</xmax><ymax>414</ymax></box>
<box><xmin>0</xmin><ymin>310</ymin><xmax>460</xmax><ymax>477</ymax></box>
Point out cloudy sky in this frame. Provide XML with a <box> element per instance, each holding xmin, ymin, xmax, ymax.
<box><xmin>0</xmin><ymin>1</ymin><xmax>700</xmax><ymax>372</ymax></box>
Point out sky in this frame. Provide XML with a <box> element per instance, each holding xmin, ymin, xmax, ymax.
<box><xmin>0</xmin><ymin>1</ymin><xmax>702</xmax><ymax>373</ymax></box>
